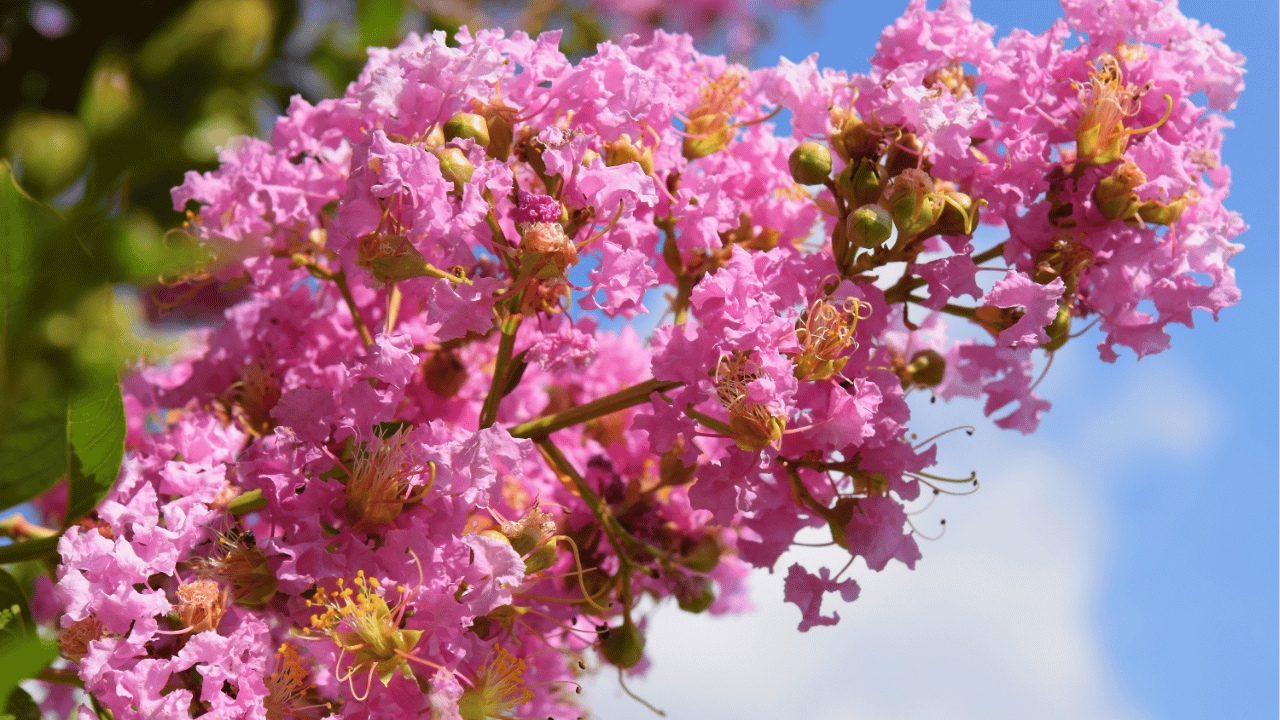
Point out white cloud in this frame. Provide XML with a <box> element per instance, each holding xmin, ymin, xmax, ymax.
<box><xmin>583</xmin><ymin>340</ymin><xmax>1225</xmax><ymax>720</ymax></box>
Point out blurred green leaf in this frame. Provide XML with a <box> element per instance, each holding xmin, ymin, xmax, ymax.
<box><xmin>65</xmin><ymin>379</ymin><xmax>126</xmax><ymax>527</ymax></box>
<box><xmin>0</xmin><ymin>538</ymin><xmax>60</xmax><ymax>567</ymax></box>
<box><xmin>0</xmin><ymin>567</ymin><xmax>54</xmax><ymax>714</ymax></box>
<box><xmin>0</xmin><ymin>634</ymin><xmax>56</xmax><ymax>714</ymax></box>
<box><xmin>3</xmin><ymin>685</ymin><xmax>41</xmax><ymax>720</ymax></box>
<box><xmin>0</xmin><ymin>567</ymin><xmax>34</xmax><ymax>638</ymax></box>
<box><xmin>1</xmin><ymin>162</ymin><xmax>32</xmax><ymax>368</ymax></box>
<box><xmin>358</xmin><ymin>0</ymin><xmax>406</xmax><ymax>49</ymax></box>
<box><xmin>0</xmin><ymin>396</ymin><xmax>68</xmax><ymax>517</ymax></box>
<box><xmin>0</xmin><ymin>566</ymin><xmax>54</xmax><ymax>712</ymax></box>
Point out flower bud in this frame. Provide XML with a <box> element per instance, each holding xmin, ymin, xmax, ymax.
<box><xmin>604</xmin><ymin>133</ymin><xmax>654</xmax><ymax>175</ymax></box>
<box><xmin>846</xmin><ymin>204</ymin><xmax>894</xmax><ymax>249</ymax></box>
<box><xmin>423</xmin><ymin>348</ymin><xmax>467</xmax><ymax>398</ymax></box>
<box><xmin>470</xmin><ymin>100</ymin><xmax>515</xmax><ymax>160</ymax></box>
<box><xmin>1137</xmin><ymin>192</ymin><xmax>1195</xmax><ymax>226</ymax></box>
<box><xmin>677</xmin><ymin>535</ymin><xmax>721</xmax><ymax>573</ymax></box>
<box><xmin>523</xmin><ymin>541</ymin><xmax>558</xmax><ymax>574</ymax></box>
<box><xmin>1093</xmin><ymin>159</ymin><xmax>1146</xmax><ymax>220</ymax></box>
<box><xmin>676</xmin><ymin>576</ymin><xmax>716</xmax><ymax>614</ymax></box>
<box><xmin>433</xmin><ymin>147</ymin><xmax>474</xmax><ymax>195</ymax></box>
<box><xmin>845</xmin><ymin>158</ymin><xmax>885</xmax><ymax>207</ymax></box>
<box><xmin>789</xmin><ymin>141</ymin><xmax>832</xmax><ymax>185</ymax></box>
<box><xmin>443</xmin><ymin>112</ymin><xmax>490</xmax><ymax>146</ymax></box>
<box><xmin>832</xmin><ymin>113</ymin><xmax>881</xmax><ymax>163</ymax></box>
<box><xmin>931</xmin><ymin>188</ymin><xmax>982</xmax><ymax>237</ymax></box>
<box><xmin>357</xmin><ymin>232</ymin><xmax>432</xmax><ymax>283</ymax></box>
<box><xmin>903</xmin><ymin>349</ymin><xmax>946</xmax><ymax>388</ymax></box>
<box><xmin>884</xmin><ymin>132</ymin><xmax>924</xmax><ymax>177</ymax></box>
<box><xmin>1042</xmin><ymin>305</ymin><xmax>1071</xmax><ymax>351</ymax></box>
<box><xmin>879</xmin><ymin>169</ymin><xmax>942</xmax><ymax>242</ymax></box>
<box><xmin>600</xmin><ymin>620</ymin><xmax>645</xmax><ymax>669</ymax></box>
<box><xmin>831</xmin><ymin>214</ymin><xmax>854</xmax><ymax>273</ymax></box>
<box><xmin>730</xmin><ymin>413</ymin><xmax>785</xmax><ymax>453</ymax></box>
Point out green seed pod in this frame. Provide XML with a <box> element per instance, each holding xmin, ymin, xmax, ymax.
<box><xmin>443</xmin><ymin>112</ymin><xmax>490</xmax><ymax>146</ymax></box>
<box><xmin>789</xmin><ymin>141</ymin><xmax>833</xmax><ymax>185</ymax></box>
<box><xmin>846</xmin><ymin>204</ymin><xmax>894</xmax><ymax>249</ymax></box>
<box><xmin>600</xmin><ymin>620</ymin><xmax>645</xmax><ymax>669</ymax></box>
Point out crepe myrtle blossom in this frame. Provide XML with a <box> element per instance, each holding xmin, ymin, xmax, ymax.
<box><xmin>22</xmin><ymin>0</ymin><xmax>1243</xmax><ymax>717</ymax></box>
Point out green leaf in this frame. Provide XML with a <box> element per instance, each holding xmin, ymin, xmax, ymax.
<box><xmin>1</xmin><ymin>162</ymin><xmax>33</xmax><ymax>374</ymax></box>
<box><xmin>3</xmin><ymin>685</ymin><xmax>39</xmax><ymax>720</ymax></box>
<box><xmin>358</xmin><ymin>0</ymin><xmax>405</xmax><ymax>49</ymax></box>
<box><xmin>0</xmin><ymin>567</ymin><xmax>34</xmax><ymax>638</ymax></box>
<box><xmin>64</xmin><ymin>378</ymin><xmax>125</xmax><ymax>527</ymax></box>
<box><xmin>0</xmin><ymin>395</ymin><xmax>68</xmax><ymax>515</ymax></box>
<box><xmin>0</xmin><ymin>634</ymin><xmax>56</xmax><ymax>713</ymax></box>
<box><xmin>0</xmin><ymin>537</ymin><xmax>59</xmax><ymax>566</ymax></box>
<box><xmin>0</xmin><ymin>568</ymin><xmax>53</xmax><ymax>713</ymax></box>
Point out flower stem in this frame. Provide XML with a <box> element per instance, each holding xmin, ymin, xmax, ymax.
<box><xmin>478</xmin><ymin>313</ymin><xmax>523</xmax><ymax>429</ymax></box>
<box><xmin>508</xmin><ymin>378</ymin><xmax>682</xmax><ymax>439</ymax></box>
<box><xmin>331</xmin><ymin>268</ymin><xmax>375</xmax><ymax>348</ymax></box>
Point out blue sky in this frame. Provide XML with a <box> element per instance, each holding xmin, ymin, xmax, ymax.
<box><xmin>587</xmin><ymin>1</ymin><xmax>1278</xmax><ymax>718</ymax></box>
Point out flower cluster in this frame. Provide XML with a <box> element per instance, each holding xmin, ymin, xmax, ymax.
<box><xmin>36</xmin><ymin>0</ymin><xmax>1243</xmax><ymax>718</ymax></box>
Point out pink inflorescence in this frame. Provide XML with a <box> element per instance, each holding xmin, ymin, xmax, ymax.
<box><xmin>41</xmin><ymin>1</ymin><xmax>1243</xmax><ymax>717</ymax></box>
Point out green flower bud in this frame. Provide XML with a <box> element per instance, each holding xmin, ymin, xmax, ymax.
<box><xmin>523</xmin><ymin>541</ymin><xmax>558</xmax><ymax>574</ymax></box>
<box><xmin>880</xmin><ymin>169</ymin><xmax>942</xmax><ymax>242</ymax></box>
<box><xmin>433</xmin><ymin>147</ymin><xmax>474</xmax><ymax>195</ymax></box>
<box><xmin>443</xmin><ymin>112</ymin><xmax>490</xmax><ymax>146</ymax></box>
<box><xmin>1042</xmin><ymin>305</ymin><xmax>1071</xmax><ymax>352</ymax></box>
<box><xmin>600</xmin><ymin>620</ymin><xmax>645</xmax><ymax>669</ymax></box>
<box><xmin>676</xmin><ymin>577</ymin><xmax>716</xmax><ymax>614</ymax></box>
<box><xmin>1093</xmin><ymin>159</ymin><xmax>1146</xmax><ymax>220</ymax></box>
<box><xmin>847</xmin><ymin>204</ymin><xmax>894</xmax><ymax>249</ymax></box>
<box><xmin>605</xmin><ymin>133</ymin><xmax>655</xmax><ymax>175</ymax></box>
<box><xmin>789</xmin><ymin>141</ymin><xmax>832</xmax><ymax>185</ymax></box>
<box><xmin>729</xmin><ymin>412</ymin><xmax>786</xmax><ymax>453</ymax></box>
<box><xmin>831</xmin><ymin>214</ymin><xmax>854</xmax><ymax>274</ymax></box>
<box><xmin>1137</xmin><ymin>193</ymin><xmax>1195</xmax><ymax>226</ymax></box>
<box><xmin>849</xmin><ymin>158</ymin><xmax>886</xmax><ymax>207</ymax></box>
<box><xmin>678</xmin><ymin>536</ymin><xmax>721</xmax><ymax>573</ymax></box>
<box><xmin>905</xmin><ymin>349</ymin><xmax>946</xmax><ymax>388</ymax></box>
<box><xmin>5</xmin><ymin>111</ymin><xmax>89</xmax><ymax>196</ymax></box>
